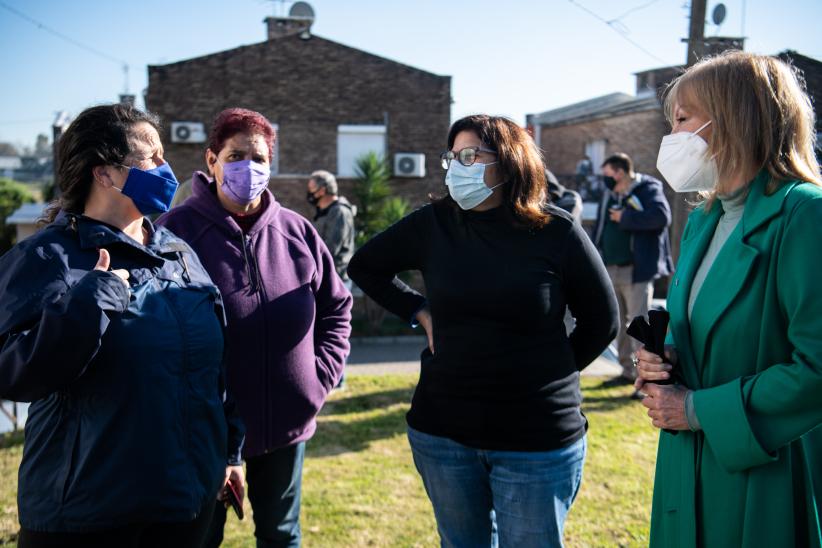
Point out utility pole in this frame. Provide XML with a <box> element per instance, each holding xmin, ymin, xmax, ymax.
<box><xmin>670</xmin><ymin>0</ymin><xmax>707</xmax><ymax>263</ymax></box>
<box><xmin>687</xmin><ymin>0</ymin><xmax>707</xmax><ymax>67</ymax></box>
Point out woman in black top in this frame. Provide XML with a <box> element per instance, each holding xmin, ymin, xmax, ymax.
<box><xmin>348</xmin><ymin>115</ymin><xmax>618</xmax><ymax>547</ymax></box>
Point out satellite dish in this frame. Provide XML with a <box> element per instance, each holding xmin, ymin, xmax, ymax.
<box><xmin>289</xmin><ymin>1</ymin><xmax>315</xmax><ymax>20</ymax></box>
<box><xmin>712</xmin><ymin>3</ymin><xmax>727</xmax><ymax>25</ymax></box>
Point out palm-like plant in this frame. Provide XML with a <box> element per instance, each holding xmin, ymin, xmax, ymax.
<box><xmin>351</xmin><ymin>152</ymin><xmax>411</xmax><ymax>333</ymax></box>
<box><xmin>352</xmin><ymin>152</ymin><xmax>392</xmax><ymax>247</ymax></box>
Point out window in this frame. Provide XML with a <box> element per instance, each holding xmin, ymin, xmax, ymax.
<box><xmin>585</xmin><ymin>139</ymin><xmax>606</xmax><ymax>174</ymax></box>
<box><xmin>270</xmin><ymin>123</ymin><xmax>279</xmax><ymax>176</ymax></box>
<box><xmin>337</xmin><ymin>125</ymin><xmax>386</xmax><ymax>177</ymax></box>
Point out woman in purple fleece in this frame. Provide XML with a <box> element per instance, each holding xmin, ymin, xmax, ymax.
<box><xmin>157</xmin><ymin>108</ymin><xmax>352</xmax><ymax>548</ymax></box>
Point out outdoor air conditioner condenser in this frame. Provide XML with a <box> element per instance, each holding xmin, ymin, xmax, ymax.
<box><xmin>393</xmin><ymin>153</ymin><xmax>426</xmax><ymax>178</ymax></box>
<box><xmin>171</xmin><ymin>122</ymin><xmax>207</xmax><ymax>144</ymax></box>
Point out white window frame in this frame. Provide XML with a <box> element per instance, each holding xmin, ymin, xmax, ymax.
<box><xmin>336</xmin><ymin>124</ymin><xmax>387</xmax><ymax>177</ymax></box>
<box><xmin>270</xmin><ymin>123</ymin><xmax>279</xmax><ymax>176</ymax></box>
<box><xmin>585</xmin><ymin>139</ymin><xmax>607</xmax><ymax>175</ymax></box>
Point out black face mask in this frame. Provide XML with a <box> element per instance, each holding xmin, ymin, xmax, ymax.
<box><xmin>306</xmin><ymin>190</ymin><xmax>320</xmax><ymax>205</ymax></box>
<box><xmin>603</xmin><ymin>176</ymin><xmax>617</xmax><ymax>191</ymax></box>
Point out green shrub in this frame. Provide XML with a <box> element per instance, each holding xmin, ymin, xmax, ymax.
<box><xmin>0</xmin><ymin>178</ymin><xmax>36</xmax><ymax>254</ymax></box>
<box><xmin>352</xmin><ymin>152</ymin><xmax>409</xmax><ymax>247</ymax></box>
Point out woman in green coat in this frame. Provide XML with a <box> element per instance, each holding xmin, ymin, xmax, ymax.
<box><xmin>635</xmin><ymin>51</ymin><xmax>822</xmax><ymax>547</ymax></box>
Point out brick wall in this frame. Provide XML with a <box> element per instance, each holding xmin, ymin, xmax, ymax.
<box><xmin>538</xmin><ymin>109</ymin><xmax>669</xmax><ymax>176</ymax></box>
<box><xmin>538</xmin><ymin>108</ymin><xmax>691</xmax><ymax>264</ymax></box>
<box><xmin>146</xmin><ymin>33</ymin><xmax>451</xmax><ymax>213</ymax></box>
<box><xmin>268</xmin><ymin>175</ymin><xmax>445</xmax><ymax>219</ymax></box>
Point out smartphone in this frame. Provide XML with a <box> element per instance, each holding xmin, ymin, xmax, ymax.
<box><xmin>225</xmin><ymin>480</ymin><xmax>244</xmax><ymax>520</ymax></box>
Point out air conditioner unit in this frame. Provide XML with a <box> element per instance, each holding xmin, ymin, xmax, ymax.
<box><xmin>394</xmin><ymin>153</ymin><xmax>426</xmax><ymax>178</ymax></box>
<box><xmin>171</xmin><ymin>122</ymin><xmax>206</xmax><ymax>144</ymax></box>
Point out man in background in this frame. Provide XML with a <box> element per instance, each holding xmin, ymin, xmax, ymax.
<box><xmin>592</xmin><ymin>153</ymin><xmax>673</xmax><ymax>393</ymax></box>
<box><xmin>307</xmin><ymin>170</ymin><xmax>356</xmax><ymax>388</ymax></box>
<box><xmin>307</xmin><ymin>170</ymin><xmax>356</xmax><ymax>285</ymax></box>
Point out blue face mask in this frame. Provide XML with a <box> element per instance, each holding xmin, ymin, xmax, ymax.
<box><xmin>445</xmin><ymin>161</ymin><xmax>504</xmax><ymax>210</ymax></box>
<box><xmin>114</xmin><ymin>162</ymin><xmax>179</xmax><ymax>215</ymax></box>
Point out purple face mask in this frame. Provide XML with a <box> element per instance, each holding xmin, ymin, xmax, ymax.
<box><xmin>219</xmin><ymin>159</ymin><xmax>271</xmax><ymax>205</ymax></box>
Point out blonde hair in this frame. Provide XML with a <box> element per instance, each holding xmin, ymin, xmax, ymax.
<box><xmin>663</xmin><ymin>51</ymin><xmax>821</xmax><ymax>201</ymax></box>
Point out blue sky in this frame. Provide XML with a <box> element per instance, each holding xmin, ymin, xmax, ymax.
<box><xmin>1</xmin><ymin>0</ymin><xmax>820</xmax><ymax>149</ymax></box>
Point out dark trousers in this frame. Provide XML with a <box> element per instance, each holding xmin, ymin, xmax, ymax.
<box><xmin>17</xmin><ymin>501</ymin><xmax>214</xmax><ymax>548</ymax></box>
<box><xmin>204</xmin><ymin>442</ymin><xmax>305</xmax><ymax>548</ymax></box>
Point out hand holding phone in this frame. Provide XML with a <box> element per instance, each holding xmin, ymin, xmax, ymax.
<box><xmin>219</xmin><ymin>465</ymin><xmax>245</xmax><ymax>520</ymax></box>
<box><xmin>224</xmin><ymin>479</ymin><xmax>244</xmax><ymax>520</ymax></box>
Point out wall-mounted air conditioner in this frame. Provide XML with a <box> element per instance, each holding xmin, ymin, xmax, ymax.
<box><xmin>171</xmin><ymin>122</ymin><xmax>207</xmax><ymax>143</ymax></box>
<box><xmin>394</xmin><ymin>153</ymin><xmax>426</xmax><ymax>178</ymax></box>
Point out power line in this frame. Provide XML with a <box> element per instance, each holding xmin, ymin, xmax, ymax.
<box><xmin>0</xmin><ymin>1</ymin><xmax>130</xmax><ymax>90</ymax></box>
<box><xmin>609</xmin><ymin>0</ymin><xmax>666</xmax><ymax>23</ymax></box>
<box><xmin>567</xmin><ymin>0</ymin><xmax>672</xmax><ymax>65</ymax></box>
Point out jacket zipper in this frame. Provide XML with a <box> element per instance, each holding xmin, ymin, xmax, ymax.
<box><xmin>240</xmin><ymin>233</ymin><xmax>257</xmax><ymax>292</ymax></box>
<box><xmin>159</xmin><ymin>289</ymin><xmax>198</xmax><ymax>512</ymax></box>
<box><xmin>252</xmin><ymin>243</ymin><xmax>271</xmax><ymax>452</ymax></box>
<box><xmin>240</xmin><ymin>232</ymin><xmax>270</xmax><ymax>452</ymax></box>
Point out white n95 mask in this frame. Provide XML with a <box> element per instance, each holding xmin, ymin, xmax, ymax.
<box><xmin>656</xmin><ymin>120</ymin><xmax>717</xmax><ymax>193</ymax></box>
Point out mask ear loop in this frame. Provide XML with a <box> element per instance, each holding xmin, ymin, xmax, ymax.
<box><xmin>694</xmin><ymin>120</ymin><xmax>712</xmax><ymax>136</ymax></box>
<box><xmin>104</xmin><ymin>165</ymin><xmax>130</xmax><ymax>192</ymax></box>
<box><xmin>691</xmin><ymin>120</ymin><xmax>716</xmax><ymax>162</ymax></box>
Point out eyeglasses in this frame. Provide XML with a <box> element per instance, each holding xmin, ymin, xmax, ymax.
<box><xmin>440</xmin><ymin>146</ymin><xmax>497</xmax><ymax>170</ymax></box>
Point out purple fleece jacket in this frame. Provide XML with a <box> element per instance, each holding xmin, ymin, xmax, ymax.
<box><xmin>157</xmin><ymin>172</ymin><xmax>352</xmax><ymax>458</ymax></box>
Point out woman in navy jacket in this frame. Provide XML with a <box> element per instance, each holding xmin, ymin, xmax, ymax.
<box><xmin>0</xmin><ymin>104</ymin><xmax>243</xmax><ymax>547</ymax></box>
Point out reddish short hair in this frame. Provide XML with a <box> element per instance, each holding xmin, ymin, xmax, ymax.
<box><xmin>208</xmin><ymin>108</ymin><xmax>276</xmax><ymax>158</ymax></box>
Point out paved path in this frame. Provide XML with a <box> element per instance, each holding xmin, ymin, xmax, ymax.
<box><xmin>347</xmin><ymin>336</ymin><xmax>622</xmax><ymax>377</ymax></box>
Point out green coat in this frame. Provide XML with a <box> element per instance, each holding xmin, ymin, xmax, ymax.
<box><xmin>650</xmin><ymin>172</ymin><xmax>822</xmax><ymax>547</ymax></box>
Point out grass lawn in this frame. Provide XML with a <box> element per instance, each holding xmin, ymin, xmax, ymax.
<box><xmin>0</xmin><ymin>375</ymin><xmax>657</xmax><ymax>546</ymax></box>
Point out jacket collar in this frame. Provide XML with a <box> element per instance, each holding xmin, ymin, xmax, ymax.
<box><xmin>187</xmin><ymin>171</ymin><xmax>281</xmax><ymax>237</ymax></box>
<box><xmin>740</xmin><ymin>170</ymin><xmax>799</xmax><ymax>238</ymax></box>
<box><xmin>58</xmin><ymin>212</ymin><xmax>182</xmax><ymax>261</ymax></box>
<box><xmin>668</xmin><ymin>170</ymin><xmax>798</xmax><ymax>383</ymax></box>
<box><xmin>73</xmin><ymin>214</ymin><xmax>150</xmax><ymax>249</ymax></box>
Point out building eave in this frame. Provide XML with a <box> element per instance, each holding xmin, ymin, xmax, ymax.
<box><xmin>532</xmin><ymin>95</ymin><xmax>661</xmax><ymax>128</ymax></box>
<box><xmin>148</xmin><ymin>34</ymin><xmax>450</xmax><ymax>81</ymax></box>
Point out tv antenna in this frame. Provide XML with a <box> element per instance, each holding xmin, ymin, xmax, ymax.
<box><xmin>266</xmin><ymin>0</ymin><xmax>288</xmax><ymax>17</ymax></box>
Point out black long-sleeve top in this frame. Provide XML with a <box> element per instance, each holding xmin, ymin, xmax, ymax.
<box><xmin>348</xmin><ymin>201</ymin><xmax>619</xmax><ymax>451</ymax></box>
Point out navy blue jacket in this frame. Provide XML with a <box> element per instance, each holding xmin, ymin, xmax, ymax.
<box><xmin>0</xmin><ymin>213</ymin><xmax>244</xmax><ymax>532</ymax></box>
<box><xmin>593</xmin><ymin>173</ymin><xmax>674</xmax><ymax>283</ymax></box>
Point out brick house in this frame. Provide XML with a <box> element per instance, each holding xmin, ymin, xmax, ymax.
<box><xmin>526</xmin><ymin>48</ymin><xmax>822</xmax><ymax>265</ymax></box>
<box><xmin>145</xmin><ymin>13</ymin><xmax>451</xmax><ymax>219</ymax></box>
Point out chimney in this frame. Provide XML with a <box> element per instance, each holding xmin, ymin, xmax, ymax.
<box><xmin>264</xmin><ymin>15</ymin><xmax>313</xmax><ymax>40</ymax></box>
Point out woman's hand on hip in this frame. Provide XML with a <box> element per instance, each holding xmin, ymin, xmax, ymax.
<box><xmin>633</xmin><ymin>346</ymin><xmax>672</xmax><ymax>390</ymax></box>
<box><xmin>415</xmin><ymin>307</ymin><xmax>434</xmax><ymax>354</ymax></box>
<box><xmin>641</xmin><ymin>383</ymin><xmax>690</xmax><ymax>431</ymax></box>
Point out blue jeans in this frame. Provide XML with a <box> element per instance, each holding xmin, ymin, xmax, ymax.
<box><xmin>204</xmin><ymin>442</ymin><xmax>305</xmax><ymax>548</ymax></box>
<box><xmin>407</xmin><ymin>427</ymin><xmax>586</xmax><ymax>548</ymax></box>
